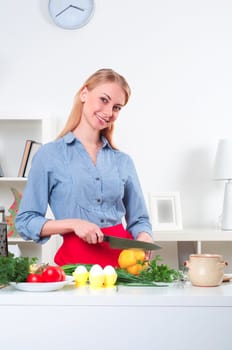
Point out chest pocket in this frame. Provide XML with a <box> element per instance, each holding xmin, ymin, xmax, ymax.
<box><xmin>101</xmin><ymin>165</ymin><xmax>126</xmax><ymax>204</ymax></box>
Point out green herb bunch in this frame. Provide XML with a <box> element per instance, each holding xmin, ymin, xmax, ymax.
<box><xmin>0</xmin><ymin>253</ymin><xmax>37</xmax><ymax>285</ymax></box>
<box><xmin>139</xmin><ymin>255</ymin><xmax>183</xmax><ymax>283</ymax></box>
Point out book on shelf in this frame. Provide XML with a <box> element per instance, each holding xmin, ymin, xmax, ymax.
<box><xmin>18</xmin><ymin>140</ymin><xmax>42</xmax><ymax>177</ymax></box>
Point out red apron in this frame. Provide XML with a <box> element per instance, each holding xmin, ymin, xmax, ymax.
<box><xmin>54</xmin><ymin>223</ymin><xmax>133</xmax><ymax>267</ymax></box>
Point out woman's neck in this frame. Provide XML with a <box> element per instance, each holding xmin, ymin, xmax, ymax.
<box><xmin>73</xmin><ymin>124</ymin><xmax>102</xmax><ymax>164</ymax></box>
<box><xmin>73</xmin><ymin>124</ymin><xmax>101</xmax><ymax>147</ymax></box>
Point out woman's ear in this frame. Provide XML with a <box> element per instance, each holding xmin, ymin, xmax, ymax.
<box><xmin>80</xmin><ymin>87</ymin><xmax>88</xmax><ymax>102</ymax></box>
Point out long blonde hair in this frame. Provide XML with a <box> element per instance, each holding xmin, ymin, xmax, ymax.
<box><xmin>57</xmin><ymin>68</ymin><xmax>131</xmax><ymax>149</ymax></box>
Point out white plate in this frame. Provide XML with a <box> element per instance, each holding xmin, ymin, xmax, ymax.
<box><xmin>9</xmin><ymin>276</ymin><xmax>74</xmax><ymax>292</ymax></box>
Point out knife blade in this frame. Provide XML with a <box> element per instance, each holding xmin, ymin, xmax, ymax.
<box><xmin>103</xmin><ymin>235</ymin><xmax>161</xmax><ymax>251</ymax></box>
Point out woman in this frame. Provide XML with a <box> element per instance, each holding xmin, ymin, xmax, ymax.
<box><xmin>15</xmin><ymin>68</ymin><xmax>153</xmax><ymax>267</ymax></box>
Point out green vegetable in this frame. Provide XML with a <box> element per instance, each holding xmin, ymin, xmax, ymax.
<box><xmin>139</xmin><ymin>255</ymin><xmax>183</xmax><ymax>283</ymax></box>
<box><xmin>114</xmin><ymin>268</ymin><xmax>157</xmax><ymax>286</ymax></box>
<box><xmin>0</xmin><ymin>253</ymin><xmax>38</xmax><ymax>285</ymax></box>
<box><xmin>61</xmin><ymin>256</ymin><xmax>183</xmax><ymax>286</ymax></box>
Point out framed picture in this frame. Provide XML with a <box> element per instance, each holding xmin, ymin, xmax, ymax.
<box><xmin>148</xmin><ymin>192</ymin><xmax>183</xmax><ymax>231</ymax></box>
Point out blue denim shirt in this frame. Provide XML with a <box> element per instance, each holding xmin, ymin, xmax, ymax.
<box><xmin>15</xmin><ymin>132</ymin><xmax>152</xmax><ymax>244</ymax></box>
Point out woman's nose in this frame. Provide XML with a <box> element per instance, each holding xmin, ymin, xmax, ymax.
<box><xmin>102</xmin><ymin>105</ymin><xmax>113</xmax><ymax>118</ymax></box>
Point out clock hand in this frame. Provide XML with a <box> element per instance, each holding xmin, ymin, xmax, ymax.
<box><xmin>56</xmin><ymin>4</ymin><xmax>85</xmax><ymax>17</ymax></box>
<box><xmin>70</xmin><ymin>5</ymin><xmax>84</xmax><ymax>11</ymax></box>
<box><xmin>56</xmin><ymin>5</ymin><xmax>72</xmax><ymax>17</ymax></box>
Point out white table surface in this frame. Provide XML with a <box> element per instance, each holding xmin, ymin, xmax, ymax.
<box><xmin>1</xmin><ymin>282</ymin><xmax>232</xmax><ymax>350</ymax></box>
<box><xmin>1</xmin><ymin>280</ymin><xmax>232</xmax><ymax>306</ymax></box>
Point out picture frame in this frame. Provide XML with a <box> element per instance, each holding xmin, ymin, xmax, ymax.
<box><xmin>148</xmin><ymin>192</ymin><xmax>183</xmax><ymax>231</ymax></box>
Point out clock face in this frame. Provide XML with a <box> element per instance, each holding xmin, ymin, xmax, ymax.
<box><xmin>48</xmin><ymin>0</ymin><xmax>95</xmax><ymax>30</ymax></box>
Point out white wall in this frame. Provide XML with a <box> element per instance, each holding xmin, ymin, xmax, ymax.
<box><xmin>1</xmin><ymin>0</ymin><xmax>232</xmax><ymax>231</ymax></box>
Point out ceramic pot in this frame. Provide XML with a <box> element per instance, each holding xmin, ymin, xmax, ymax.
<box><xmin>184</xmin><ymin>254</ymin><xmax>227</xmax><ymax>287</ymax></box>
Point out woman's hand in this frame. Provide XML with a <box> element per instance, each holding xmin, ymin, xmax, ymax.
<box><xmin>136</xmin><ymin>232</ymin><xmax>153</xmax><ymax>261</ymax></box>
<box><xmin>136</xmin><ymin>232</ymin><xmax>153</xmax><ymax>243</ymax></box>
<box><xmin>71</xmin><ymin>219</ymin><xmax>104</xmax><ymax>244</ymax></box>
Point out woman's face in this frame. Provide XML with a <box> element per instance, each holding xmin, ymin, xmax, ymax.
<box><xmin>80</xmin><ymin>82</ymin><xmax>126</xmax><ymax>131</ymax></box>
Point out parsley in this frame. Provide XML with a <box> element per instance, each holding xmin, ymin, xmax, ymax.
<box><xmin>0</xmin><ymin>253</ymin><xmax>37</xmax><ymax>285</ymax></box>
<box><xmin>139</xmin><ymin>255</ymin><xmax>183</xmax><ymax>283</ymax></box>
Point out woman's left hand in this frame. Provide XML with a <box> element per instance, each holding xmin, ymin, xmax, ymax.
<box><xmin>136</xmin><ymin>232</ymin><xmax>153</xmax><ymax>243</ymax></box>
<box><xmin>136</xmin><ymin>232</ymin><xmax>153</xmax><ymax>261</ymax></box>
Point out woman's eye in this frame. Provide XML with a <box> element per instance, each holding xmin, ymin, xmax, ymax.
<box><xmin>113</xmin><ymin>106</ymin><xmax>121</xmax><ymax>112</ymax></box>
<box><xmin>100</xmin><ymin>97</ymin><xmax>108</xmax><ymax>103</ymax></box>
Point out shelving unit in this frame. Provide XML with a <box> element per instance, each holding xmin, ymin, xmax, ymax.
<box><xmin>0</xmin><ymin>116</ymin><xmax>59</xmax><ymax>264</ymax></box>
<box><xmin>154</xmin><ymin>228</ymin><xmax>232</xmax><ymax>253</ymax></box>
<box><xmin>153</xmin><ymin>227</ymin><xmax>232</xmax><ymax>272</ymax></box>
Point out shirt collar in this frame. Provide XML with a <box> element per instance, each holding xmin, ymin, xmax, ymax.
<box><xmin>63</xmin><ymin>131</ymin><xmax>112</xmax><ymax>149</ymax></box>
<box><xmin>63</xmin><ymin>132</ymin><xmax>76</xmax><ymax>144</ymax></box>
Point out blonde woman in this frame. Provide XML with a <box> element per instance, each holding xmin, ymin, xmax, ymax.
<box><xmin>16</xmin><ymin>69</ymin><xmax>153</xmax><ymax>266</ymax></box>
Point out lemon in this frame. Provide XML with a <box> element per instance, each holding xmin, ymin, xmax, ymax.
<box><xmin>89</xmin><ymin>264</ymin><xmax>104</xmax><ymax>288</ymax></box>
<box><xmin>72</xmin><ymin>265</ymin><xmax>89</xmax><ymax>286</ymax></box>
<box><xmin>103</xmin><ymin>265</ymin><xmax>117</xmax><ymax>287</ymax></box>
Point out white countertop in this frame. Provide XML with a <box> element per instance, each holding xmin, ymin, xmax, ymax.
<box><xmin>2</xmin><ymin>281</ymin><xmax>232</xmax><ymax>350</ymax></box>
<box><xmin>2</xmin><ymin>281</ymin><xmax>232</xmax><ymax>307</ymax></box>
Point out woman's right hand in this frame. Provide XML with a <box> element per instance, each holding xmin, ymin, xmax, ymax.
<box><xmin>70</xmin><ymin>219</ymin><xmax>104</xmax><ymax>244</ymax></box>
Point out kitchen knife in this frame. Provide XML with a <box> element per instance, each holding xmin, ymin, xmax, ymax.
<box><xmin>103</xmin><ymin>235</ymin><xmax>161</xmax><ymax>251</ymax></box>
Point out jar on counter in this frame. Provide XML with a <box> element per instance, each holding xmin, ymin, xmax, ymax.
<box><xmin>184</xmin><ymin>254</ymin><xmax>227</xmax><ymax>287</ymax></box>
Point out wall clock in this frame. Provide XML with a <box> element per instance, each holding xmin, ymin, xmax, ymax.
<box><xmin>48</xmin><ymin>0</ymin><xmax>95</xmax><ymax>30</ymax></box>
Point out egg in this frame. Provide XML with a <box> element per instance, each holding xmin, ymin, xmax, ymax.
<box><xmin>103</xmin><ymin>265</ymin><xmax>117</xmax><ymax>287</ymax></box>
<box><xmin>74</xmin><ymin>265</ymin><xmax>88</xmax><ymax>274</ymax></box>
<box><xmin>89</xmin><ymin>264</ymin><xmax>104</xmax><ymax>288</ymax></box>
<box><xmin>72</xmin><ymin>265</ymin><xmax>89</xmax><ymax>286</ymax></box>
<box><xmin>89</xmin><ymin>264</ymin><xmax>103</xmax><ymax>274</ymax></box>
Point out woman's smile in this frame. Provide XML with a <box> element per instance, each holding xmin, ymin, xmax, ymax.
<box><xmin>95</xmin><ymin>113</ymin><xmax>110</xmax><ymax>125</ymax></box>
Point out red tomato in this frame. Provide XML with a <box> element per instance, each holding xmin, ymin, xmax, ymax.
<box><xmin>27</xmin><ymin>273</ymin><xmax>43</xmax><ymax>283</ymax></box>
<box><xmin>57</xmin><ymin>267</ymin><xmax>66</xmax><ymax>281</ymax></box>
<box><xmin>42</xmin><ymin>266</ymin><xmax>64</xmax><ymax>282</ymax></box>
<box><xmin>52</xmin><ymin>266</ymin><xmax>66</xmax><ymax>281</ymax></box>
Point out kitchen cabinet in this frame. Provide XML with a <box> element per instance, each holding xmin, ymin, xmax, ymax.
<box><xmin>1</xmin><ymin>282</ymin><xmax>232</xmax><ymax>350</ymax></box>
<box><xmin>0</xmin><ymin>116</ymin><xmax>59</xmax><ymax>263</ymax></box>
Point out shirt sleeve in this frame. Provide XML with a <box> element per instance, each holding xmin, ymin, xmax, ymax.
<box><xmin>15</xmin><ymin>146</ymin><xmax>51</xmax><ymax>244</ymax></box>
<box><xmin>123</xmin><ymin>156</ymin><xmax>152</xmax><ymax>239</ymax></box>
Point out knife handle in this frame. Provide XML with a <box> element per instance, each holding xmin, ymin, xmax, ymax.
<box><xmin>103</xmin><ymin>235</ymin><xmax>110</xmax><ymax>243</ymax></box>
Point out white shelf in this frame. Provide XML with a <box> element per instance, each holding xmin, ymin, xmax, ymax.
<box><xmin>0</xmin><ymin>116</ymin><xmax>47</xmax><ymax>120</ymax></box>
<box><xmin>0</xmin><ymin>177</ymin><xmax>27</xmax><ymax>182</ymax></box>
<box><xmin>154</xmin><ymin>228</ymin><xmax>232</xmax><ymax>241</ymax></box>
<box><xmin>8</xmin><ymin>237</ymin><xmax>33</xmax><ymax>243</ymax></box>
<box><xmin>0</xmin><ymin>116</ymin><xmax>58</xmax><ymax>264</ymax></box>
<box><xmin>153</xmin><ymin>227</ymin><xmax>232</xmax><ymax>255</ymax></box>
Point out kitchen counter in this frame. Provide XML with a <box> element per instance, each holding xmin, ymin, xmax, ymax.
<box><xmin>1</xmin><ymin>281</ymin><xmax>232</xmax><ymax>350</ymax></box>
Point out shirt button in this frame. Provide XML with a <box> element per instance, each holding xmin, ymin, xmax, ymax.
<box><xmin>100</xmin><ymin>219</ymin><xmax>104</xmax><ymax>223</ymax></box>
<box><xmin>97</xmin><ymin>198</ymin><xmax>101</xmax><ymax>203</ymax></box>
<box><xmin>96</xmin><ymin>177</ymin><xmax>100</xmax><ymax>181</ymax></box>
